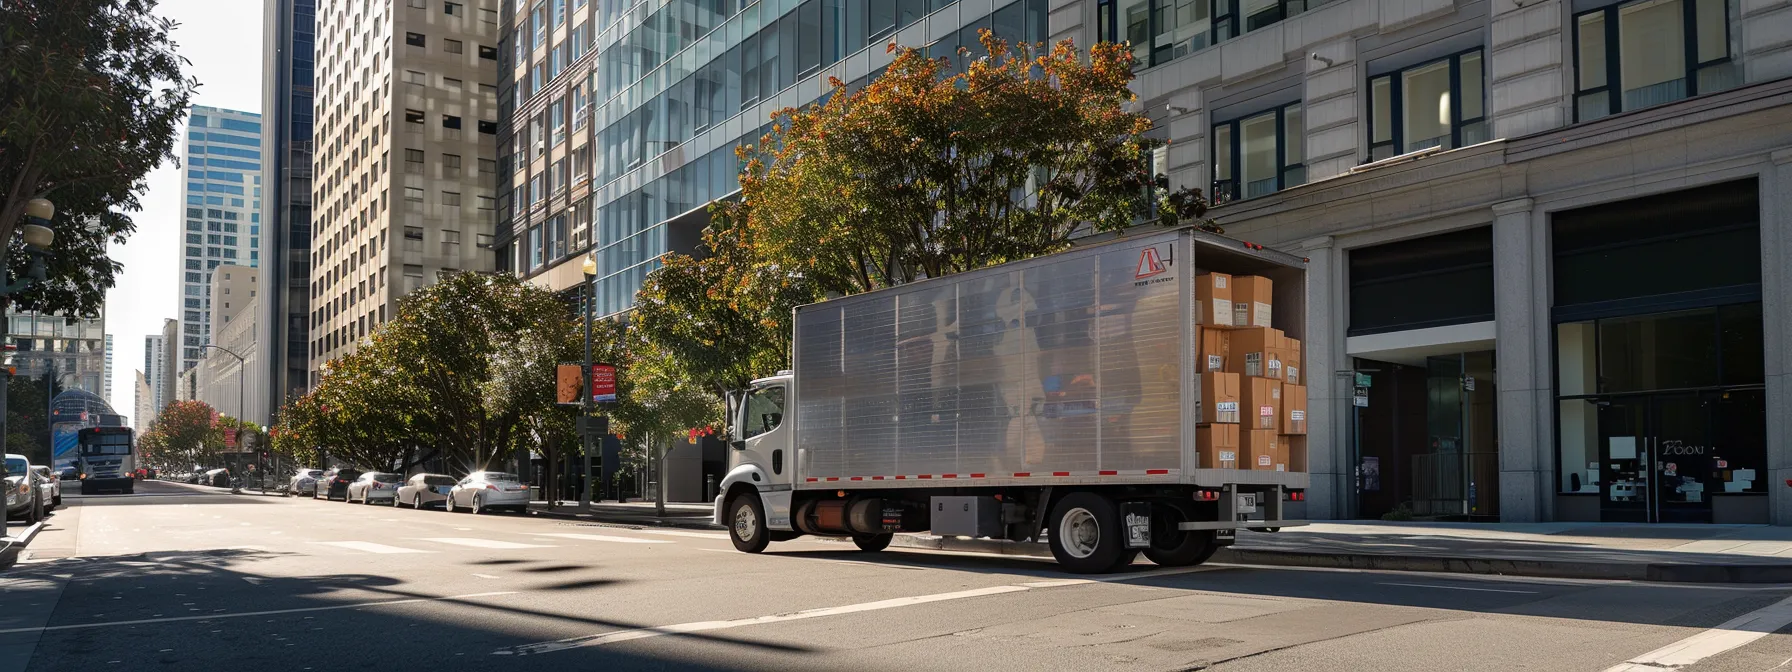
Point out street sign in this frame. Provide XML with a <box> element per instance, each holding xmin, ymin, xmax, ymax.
<box><xmin>1352</xmin><ymin>388</ymin><xmax>1369</xmax><ymax>408</ymax></box>
<box><xmin>224</xmin><ymin>428</ymin><xmax>237</xmax><ymax>449</ymax></box>
<box><xmin>1463</xmin><ymin>376</ymin><xmax>1476</xmax><ymax>391</ymax></box>
<box><xmin>1354</xmin><ymin>372</ymin><xmax>1372</xmax><ymax>388</ymax></box>
<box><xmin>591</xmin><ymin>363</ymin><xmax>617</xmax><ymax>403</ymax></box>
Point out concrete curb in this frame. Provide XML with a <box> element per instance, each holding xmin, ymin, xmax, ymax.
<box><xmin>0</xmin><ymin>521</ymin><xmax>46</xmax><ymax>570</ymax></box>
<box><xmin>889</xmin><ymin>534</ymin><xmax>1792</xmax><ymax>583</ymax></box>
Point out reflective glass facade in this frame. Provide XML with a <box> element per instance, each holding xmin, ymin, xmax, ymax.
<box><xmin>178</xmin><ymin>106</ymin><xmax>264</xmax><ymax>373</ymax></box>
<box><xmin>504</xmin><ymin>0</ymin><xmax>1046</xmax><ymax>316</ymax></box>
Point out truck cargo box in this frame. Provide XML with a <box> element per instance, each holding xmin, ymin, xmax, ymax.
<box><xmin>790</xmin><ymin>227</ymin><xmax>1308</xmax><ymax>491</ymax></box>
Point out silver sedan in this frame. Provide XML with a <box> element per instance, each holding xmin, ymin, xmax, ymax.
<box><xmin>446</xmin><ymin>472</ymin><xmax>530</xmax><ymax>514</ymax></box>
<box><xmin>394</xmin><ymin>473</ymin><xmax>457</xmax><ymax>509</ymax></box>
<box><xmin>345</xmin><ymin>471</ymin><xmax>403</xmax><ymax>504</ymax></box>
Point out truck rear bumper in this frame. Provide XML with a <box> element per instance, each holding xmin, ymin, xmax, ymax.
<box><xmin>1178</xmin><ymin>519</ymin><xmax>1309</xmax><ymax>530</ymax></box>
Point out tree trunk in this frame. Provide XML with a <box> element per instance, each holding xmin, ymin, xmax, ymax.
<box><xmin>655</xmin><ymin>434</ymin><xmax>667</xmax><ymax>518</ymax></box>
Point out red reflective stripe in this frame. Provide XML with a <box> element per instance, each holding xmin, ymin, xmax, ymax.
<box><xmin>1146</xmin><ymin>469</ymin><xmax>1170</xmax><ymax>475</ymax></box>
<box><xmin>970</xmin><ymin>473</ymin><xmax>986</xmax><ymax>478</ymax></box>
<box><xmin>895</xmin><ymin>475</ymin><xmax>907</xmax><ymax>480</ymax></box>
<box><xmin>805</xmin><ymin>478</ymin><xmax>818</xmax><ymax>482</ymax></box>
<box><xmin>872</xmin><ymin>476</ymin><xmax>885</xmax><ymax>480</ymax></box>
<box><xmin>1052</xmin><ymin>471</ymin><xmax>1071</xmax><ymax>477</ymax></box>
<box><xmin>1013</xmin><ymin>472</ymin><xmax>1030</xmax><ymax>477</ymax></box>
<box><xmin>918</xmin><ymin>475</ymin><xmax>932</xmax><ymax>480</ymax></box>
<box><xmin>826</xmin><ymin>477</ymin><xmax>839</xmax><ymax>482</ymax></box>
<box><xmin>942</xmin><ymin>473</ymin><xmax>957</xmax><ymax>478</ymax></box>
<box><xmin>1098</xmin><ymin>470</ymin><xmax>1117</xmax><ymax>476</ymax></box>
<box><xmin>850</xmin><ymin>476</ymin><xmax>863</xmax><ymax>481</ymax></box>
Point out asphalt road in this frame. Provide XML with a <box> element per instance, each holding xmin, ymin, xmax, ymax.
<box><xmin>6</xmin><ymin>479</ymin><xmax>1792</xmax><ymax>672</ymax></box>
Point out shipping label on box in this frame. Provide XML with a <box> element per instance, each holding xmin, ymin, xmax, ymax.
<box><xmin>1199</xmin><ymin>327</ymin><xmax>1230</xmax><ymax>372</ymax></box>
<box><xmin>1241</xmin><ymin>430</ymin><xmax>1278</xmax><ymax>471</ymax></box>
<box><xmin>1196</xmin><ymin>273</ymin><xmax>1234</xmax><ymax>326</ymax></box>
<box><xmin>1197</xmin><ymin>424</ymin><xmax>1241</xmax><ymax>469</ymax></box>
<box><xmin>1281</xmin><ymin>383</ymin><xmax>1308</xmax><ymax>435</ymax></box>
<box><xmin>1233</xmin><ymin>276</ymin><xmax>1275</xmax><ymax>328</ymax></box>
<box><xmin>1241</xmin><ymin>377</ymin><xmax>1281</xmax><ymax>432</ymax></box>
<box><xmin>1201</xmin><ymin>371</ymin><xmax>1241</xmax><ymax>424</ymax></box>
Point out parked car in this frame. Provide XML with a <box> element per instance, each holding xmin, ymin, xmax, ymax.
<box><xmin>4</xmin><ymin>454</ymin><xmax>43</xmax><ymax>524</ymax></box>
<box><xmin>346</xmin><ymin>471</ymin><xmax>402</xmax><ymax>505</ymax></box>
<box><xmin>446</xmin><ymin>472</ymin><xmax>530</xmax><ymax>514</ymax></box>
<box><xmin>395</xmin><ymin>473</ymin><xmax>457</xmax><ymax>509</ymax></box>
<box><xmin>58</xmin><ymin>466</ymin><xmax>77</xmax><ymax>482</ymax></box>
<box><xmin>30</xmin><ymin>466</ymin><xmax>60</xmax><ymax>510</ymax></box>
<box><xmin>202</xmin><ymin>468</ymin><xmax>231</xmax><ymax>487</ymax></box>
<box><xmin>287</xmin><ymin>468</ymin><xmax>324</xmax><ymax>496</ymax></box>
<box><xmin>312</xmin><ymin>468</ymin><xmax>361</xmax><ymax>502</ymax></box>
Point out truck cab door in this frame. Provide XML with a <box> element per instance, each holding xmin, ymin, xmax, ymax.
<box><xmin>734</xmin><ymin>384</ymin><xmax>791</xmax><ymax>485</ymax></box>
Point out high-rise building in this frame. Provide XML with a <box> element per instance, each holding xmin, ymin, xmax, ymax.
<box><xmin>5</xmin><ymin>310</ymin><xmax>107</xmax><ymax>395</ymax></box>
<box><xmin>307</xmin><ymin>0</ymin><xmax>500</xmax><ymax>384</ymax></box>
<box><xmin>196</xmin><ymin>266</ymin><xmax>265</xmax><ymax>423</ymax></box>
<box><xmin>508</xmin><ymin>1</ymin><xmax>1792</xmax><ymax>521</ymax></box>
<box><xmin>158</xmin><ymin>318</ymin><xmax>178</xmax><ymax>414</ymax></box>
<box><xmin>103</xmin><ymin>333</ymin><xmax>114</xmax><ymax>403</ymax></box>
<box><xmin>143</xmin><ymin>334</ymin><xmax>167</xmax><ymax>414</ymax></box>
<box><xmin>134</xmin><ymin>370</ymin><xmax>153</xmax><ymax>433</ymax></box>
<box><xmin>260</xmin><ymin>0</ymin><xmax>317</xmax><ymax>417</ymax></box>
<box><xmin>179</xmin><ymin>106</ymin><xmax>265</xmax><ymax>374</ymax></box>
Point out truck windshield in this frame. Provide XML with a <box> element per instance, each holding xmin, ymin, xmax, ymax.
<box><xmin>742</xmin><ymin>386</ymin><xmax>785</xmax><ymax>439</ymax></box>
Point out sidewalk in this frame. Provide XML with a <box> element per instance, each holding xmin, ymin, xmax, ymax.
<box><xmin>528</xmin><ymin>501</ymin><xmax>1792</xmax><ymax>582</ymax></box>
<box><xmin>0</xmin><ymin>522</ymin><xmax>44</xmax><ymax>570</ymax></box>
<box><xmin>898</xmin><ymin>521</ymin><xmax>1792</xmax><ymax>583</ymax></box>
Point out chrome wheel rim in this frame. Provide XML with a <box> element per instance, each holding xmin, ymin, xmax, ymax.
<box><xmin>734</xmin><ymin>504</ymin><xmax>758</xmax><ymax>542</ymax></box>
<box><xmin>1058</xmin><ymin>507</ymin><xmax>1100</xmax><ymax>559</ymax></box>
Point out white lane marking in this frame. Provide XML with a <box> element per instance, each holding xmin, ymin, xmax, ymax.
<box><xmin>1603</xmin><ymin>594</ymin><xmax>1792</xmax><ymax>672</ymax></box>
<box><xmin>0</xmin><ymin>592</ymin><xmax>518</xmax><ymax>636</ymax></box>
<box><xmin>471</xmin><ymin>574</ymin><xmax>501</xmax><ymax>579</ymax></box>
<box><xmin>533</xmin><ymin>533</ymin><xmax>662</xmax><ymax>545</ymax></box>
<box><xmin>630</xmin><ymin>529</ymin><xmax>727</xmax><ymax>539</ymax></box>
<box><xmin>416</xmin><ymin>538</ymin><xmax>554</xmax><ymax>549</ymax></box>
<box><xmin>1019</xmin><ymin>579</ymin><xmax>1097</xmax><ymax>588</ymax></box>
<box><xmin>1378</xmin><ymin>582</ymin><xmax>1540</xmax><ymax>595</ymax></box>
<box><xmin>494</xmin><ymin>585</ymin><xmax>1030</xmax><ymax>656</ymax></box>
<box><xmin>313</xmin><ymin>541</ymin><xmax>432</xmax><ymax>554</ymax></box>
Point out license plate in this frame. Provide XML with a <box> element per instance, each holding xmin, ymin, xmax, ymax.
<box><xmin>1215</xmin><ymin>529</ymin><xmax>1236</xmax><ymax>541</ymax></box>
<box><xmin>1236</xmin><ymin>493</ymin><xmax>1258</xmax><ymax>514</ymax></box>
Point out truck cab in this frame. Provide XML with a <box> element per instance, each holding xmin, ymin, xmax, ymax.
<box><xmin>715</xmin><ymin>373</ymin><xmax>797</xmax><ymax>550</ymax></box>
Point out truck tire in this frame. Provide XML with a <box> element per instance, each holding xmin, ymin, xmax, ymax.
<box><xmin>81</xmin><ymin>481</ymin><xmax>95</xmax><ymax>496</ymax></box>
<box><xmin>1047</xmin><ymin>492</ymin><xmax>1128</xmax><ymax>574</ymax></box>
<box><xmin>1144</xmin><ymin>501</ymin><xmax>1218</xmax><ymax>567</ymax></box>
<box><xmin>727</xmin><ymin>494</ymin><xmax>771</xmax><ymax>554</ymax></box>
<box><xmin>123</xmin><ymin>482</ymin><xmax>134</xmax><ymax>495</ymax></box>
<box><xmin>852</xmin><ymin>533</ymin><xmax>893</xmax><ymax>552</ymax></box>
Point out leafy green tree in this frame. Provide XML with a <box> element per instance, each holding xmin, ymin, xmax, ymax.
<box><xmin>0</xmin><ymin>0</ymin><xmax>197</xmax><ymax>316</ymax></box>
<box><xmin>143</xmin><ymin>400</ymin><xmax>222</xmax><ymax>470</ymax></box>
<box><xmin>4</xmin><ymin>372</ymin><xmax>60</xmax><ymax>463</ymax></box>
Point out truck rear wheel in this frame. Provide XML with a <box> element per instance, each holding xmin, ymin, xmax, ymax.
<box><xmin>1047</xmin><ymin>492</ymin><xmax>1128</xmax><ymax>574</ymax></box>
<box><xmin>852</xmin><ymin>533</ymin><xmax>892</xmax><ymax>552</ymax></box>
<box><xmin>1144</xmin><ymin>501</ymin><xmax>1217</xmax><ymax>567</ymax></box>
<box><xmin>728</xmin><ymin>493</ymin><xmax>771</xmax><ymax>554</ymax></box>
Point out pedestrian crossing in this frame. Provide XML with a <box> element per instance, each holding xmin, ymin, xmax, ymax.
<box><xmin>312</xmin><ymin>541</ymin><xmax>432</xmax><ymax>554</ymax></box>
<box><xmin>420</xmin><ymin>537</ymin><xmax>555</xmax><ymax>550</ymax></box>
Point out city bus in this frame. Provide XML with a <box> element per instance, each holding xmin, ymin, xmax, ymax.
<box><xmin>75</xmin><ymin>426</ymin><xmax>135</xmax><ymax>494</ymax></box>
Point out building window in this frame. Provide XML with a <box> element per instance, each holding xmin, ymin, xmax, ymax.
<box><xmin>478</xmin><ymin>120</ymin><xmax>498</xmax><ymax>134</ymax></box>
<box><xmin>1212</xmin><ymin>102</ymin><xmax>1304</xmax><ymax>202</ymax></box>
<box><xmin>405</xmin><ymin>148</ymin><xmax>424</xmax><ymax>165</ymax></box>
<box><xmin>445</xmin><ymin>39</ymin><xmax>464</xmax><ymax>55</ymax></box>
<box><xmin>1574</xmin><ymin>0</ymin><xmax>1736</xmax><ymax>122</ymax></box>
<box><xmin>442</xmin><ymin>191</ymin><xmax>462</xmax><ymax>207</ymax></box>
<box><xmin>444</xmin><ymin>153</ymin><xmax>461</xmax><ymax>171</ymax></box>
<box><xmin>443</xmin><ymin>77</ymin><xmax>463</xmax><ymax>90</ymax></box>
<box><xmin>479</xmin><ymin>158</ymin><xmax>496</xmax><ymax>174</ymax></box>
<box><xmin>404</xmin><ymin>70</ymin><xmax>425</xmax><ymax>86</ymax></box>
<box><xmin>1098</xmin><ymin>0</ymin><xmax>1286</xmax><ymax>67</ymax></box>
<box><xmin>404</xmin><ymin>187</ymin><xmax>424</xmax><ymax>202</ymax></box>
<box><xmin>1367</xmin><ymin>49</ymin><xmax>1486</xmax><ymax>161</ymax></box>
<box><xmin>407</xmin><ymin>0</ymin><xmax>425</xmax><ymax>7</ymax></box>
<box><xmin>478</xmin><ymin>195</ymin><xmax>496</xmax><ymax>210</ymax></box>
<box><xmin>404</xmin><ymin>108</ymin><xmax>424</xmax><ymax>126</ymax></box>
<box><xmin>444</xmin><ymin>1</ymin><xmax>461</xmax><ymax>15</ymax></box>
<box><xmin>405</xmin><ymin>32</ymin><xmax>426</xmax><ymax>47</ymax></box>
<box><xmin>481</xmin><ymin>8</ymin><xmax>497</xmax><ymax>24</ymax></box>
<box><xmin>443</xmin><ymin>115</ymin><xmax>462</xmax><ymax>129</ymax></box>
<box><xmin>478</xmin><ymin>44</ymin><xmax>498</xmax><ymax>60</ymax></box>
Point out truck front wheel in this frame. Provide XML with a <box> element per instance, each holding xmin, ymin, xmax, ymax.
<box><xmin>728</xmin><ymin>493</ymin><xmax>771</xmax><ymax>554</ymax></box>
<box><xmin>1048</xmin><ymin>492</ymin><xmax>1129</xmax><ymax>574</ymax></box>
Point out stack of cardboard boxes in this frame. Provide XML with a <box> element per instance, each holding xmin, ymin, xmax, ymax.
<box><xmin>1195</xmin><ymin>272</ymin><xmax>1306</xmax><ymax>472</ymax></box>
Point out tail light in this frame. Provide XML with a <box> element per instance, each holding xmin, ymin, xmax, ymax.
<box><xmin>1290</xmin><ymin>491</ymin><xmax>1305</xmax><ymax>501</ymax></box>
<box><xmin>485</xmin><ymin>484</ymin><xmax>498</xmax><ymax>490</ymax></box>
<box><xmin>1194</xmin><ymin>490</ymin><xmax>1219</xmax><ymax>501</ymax></box>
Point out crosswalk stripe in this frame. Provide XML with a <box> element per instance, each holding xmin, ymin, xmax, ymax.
<box><xmin>416</xmin><ymin>537</ymin><xmax>555</xmax><ymax>549</ymax></box>
<box><xmin>313</xmin><ymin>541</ymin><xmax>432</xmax><ymax>554</ymax></box>
<box><xmin>534</xmin><ymin>533</ymin><xmax>663</xmax><ymax>544</ymax></box>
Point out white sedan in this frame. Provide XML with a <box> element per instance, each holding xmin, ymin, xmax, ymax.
<box><xmin>394</xmin><ymin>473</ymin><xmax>457</xmax><ymax>509</ymax></box>
<box><xmin>345</xmin><ymin>471</ymin><xmax>403</xmax><ymax>505</ymax></box>
<box><xmin>446</xmin><ymin>472</ymin><xmax>530</xmax><ymax>514</ymax></box>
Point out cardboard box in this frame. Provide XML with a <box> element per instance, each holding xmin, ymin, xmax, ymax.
<box><xmin>1199</xmin><ymin>326</ymin><xmax>1230</xmax><ymax>373</ymax></box>
<box><xmin>1241</xmin><ymin>430</ymin><xmax>1279</xmax><ymax>471</ymax></box>
<box><xmin>1232</xmin><ymin>275</ymin><xmax>1274</xmax><ymax>328</ymax></box>
<box><xmin>1196</xmin><ymin>424</ymin><xmax>1240</xmax><ymax>469</ymax></box>
<box><xmin>1285</xmin><ymin>435</ymin><xmax>1308</xmax><ymax>473</ymax></box>
<box><xmin>1281</xmin><ymin>383</ymin><xmax>1307</xmax><ymax>435</ymax></box>
<box><xmin>1200</xmin><ymin>371</ymin><xmax>1241</xmax><ymax>424</ymax></box>
<box><xmin>1241</xmin><ymin>376</ymin><xmax>1282</xmax><ymax>432</ymax></box>
<box><xmin>1195</xmin><ymin>273</ymin><xmax>1234</xmax><ymax>326</ymax></box>
<box><xmin>1283</xmin><ymin>335</ymin><xmax>1303</xmax><ymax>385</ymax></box>
<box><xmin>1227</xmin><ymin>327</ymin><xmax>1285</xmax><ymax>380</ymax></box>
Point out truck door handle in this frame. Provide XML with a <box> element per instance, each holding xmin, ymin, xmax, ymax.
<box><xmin>772</xmin><ymin>449</ymin><xmax>783</xmax><ymax>475</ymax></box>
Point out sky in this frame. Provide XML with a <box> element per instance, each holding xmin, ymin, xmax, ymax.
<box><xmin>105</xmin><ymin>0</ymin><xmax>265</xmax><ymax>418</ymax></box>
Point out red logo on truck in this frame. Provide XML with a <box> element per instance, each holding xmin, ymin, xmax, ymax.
<box><xmin>1135</xmin><ymin>247</ymin><xmax>1167</xmax><ymax>279</ymax></box>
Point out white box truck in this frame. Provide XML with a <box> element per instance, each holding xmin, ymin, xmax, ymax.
<box><xmin>714</xmin><ymin>227</ymin><xmax>1309</xmax><ymax>573</ymax></box>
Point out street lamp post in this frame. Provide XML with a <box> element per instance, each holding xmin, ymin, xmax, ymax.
<box><xmin>579</xmin><ymin>253</ymin><xmax>597</xmax><ymax>506</ymax></box>
<box><xmin>203</xmin><ymin>344</ymin><xmax>250</xmax><ymax>491</ymax></box>
<box><xmin>0</xmin><ymin>198</ymin><xmax>58</xmax><ymax>538</ymax></box>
